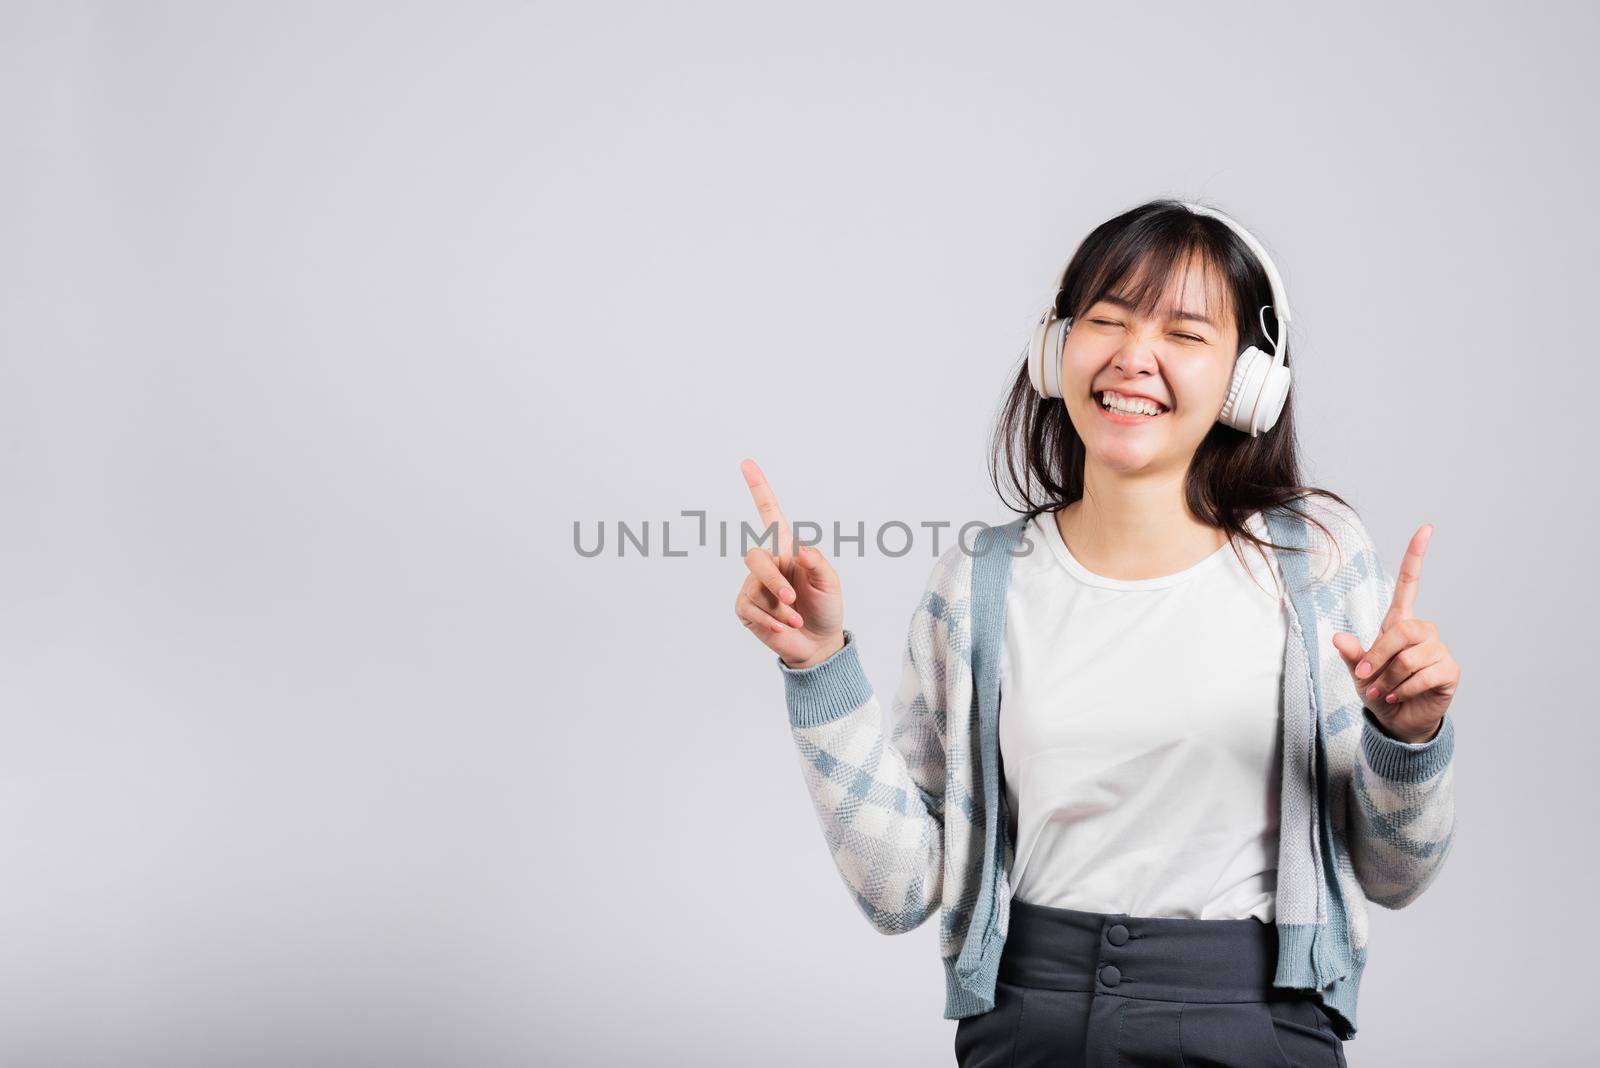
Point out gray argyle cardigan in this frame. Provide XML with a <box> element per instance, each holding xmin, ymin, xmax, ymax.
<box><xmin>775</xmin><ymin>496</ymin><xmax>1457</xmax><ymax>1041</ymax></box>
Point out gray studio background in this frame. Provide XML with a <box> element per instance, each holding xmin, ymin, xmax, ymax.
<box><xmin>2</xmin><ymin>1</ymin><xmax>1593</xmax><ymax>1065</ymax></box>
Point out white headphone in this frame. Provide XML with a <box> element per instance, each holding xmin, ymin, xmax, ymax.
<box><xmin>1025</xmin><ymin>201</ymin><xmax>1293</xmax><ymax>438</ymax></box>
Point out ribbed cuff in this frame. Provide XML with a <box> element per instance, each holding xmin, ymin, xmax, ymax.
<box><xmin>942</xmin><ymin>954</ymin><xmax>996</xmax><ymax>1018</ymax></box>
<box><xmin>1360</xmin><ymin>708</ymin><xmax>1454</xmax><ymax>783</ymax></box>
<box><xmin>776</xmin><ymin>629</ymin><xmax>874</xmax><ymax>728</ymax></box>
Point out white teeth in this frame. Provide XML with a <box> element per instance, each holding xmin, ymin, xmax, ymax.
<box><xmin>1100</xmin><ymin>391</ymin><xmax>1165</xmax><ymax>416</ymax></box>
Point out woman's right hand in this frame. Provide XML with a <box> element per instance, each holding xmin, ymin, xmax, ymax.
<box><xmin>735</xmin><ymin>458</ymin><xmax>846</xmax><ymax>670</ymax></box>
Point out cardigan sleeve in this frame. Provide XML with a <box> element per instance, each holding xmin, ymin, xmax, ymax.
<box><xmin>1326</xmin><ymin>501</ymin><xmax>1459</xmax><ymax>910</ymax></box>
<box><xmin>775</xmin><ymin>554</ymin><xmax>954</xmax><ymax>936</ymax></box>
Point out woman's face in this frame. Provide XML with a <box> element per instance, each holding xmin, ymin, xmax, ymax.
<box><xmin>1059</xmin><ymin>256</ymin><xmax>1242</xmax><ymax>477</ymax></box>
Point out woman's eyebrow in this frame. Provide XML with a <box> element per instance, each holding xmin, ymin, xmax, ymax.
<box><xmin>1099</xmin><ymin>294</ymin><xmax>1218</xmax><ymax>328</ymax></box>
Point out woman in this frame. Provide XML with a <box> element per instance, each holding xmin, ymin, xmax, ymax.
<box><xmin>734</xmin><ymin>198</ymin><xmax>1460</xmax><ymax>1066</ymax></box>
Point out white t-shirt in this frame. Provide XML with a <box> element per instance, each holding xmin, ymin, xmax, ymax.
<box><xmin>999</xmin><ymin>508</ymin><xmax>1289</xmax><ymax>921</ymax></box>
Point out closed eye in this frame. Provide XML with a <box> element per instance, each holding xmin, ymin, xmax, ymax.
<box><xmin>1090</xmin><ymin>318</ymin><xmax>1205</xmax><ymax>344</ymax></box>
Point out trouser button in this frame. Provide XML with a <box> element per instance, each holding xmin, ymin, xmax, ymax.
<box><xmin>1098</xmin><ymin>964</ymin><xmax>1122</xmax><ymax>987</ymax></box>
<box><xmin>1106</xmin><ymin>923</ymin><xmax>1129</xmax><ymax>946</ymax></box>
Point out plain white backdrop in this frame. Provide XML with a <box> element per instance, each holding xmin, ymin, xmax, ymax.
<box><xmin>2</xmin><ymin>1</ymin><xmax>1595</xmax><ymax>1064</ymax></box>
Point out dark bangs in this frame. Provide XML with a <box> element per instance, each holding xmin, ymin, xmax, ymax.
<box><xmin>1059</xmin><ymin>207</ymin><xmax>1245</xmax><ymax>348</ymax></box>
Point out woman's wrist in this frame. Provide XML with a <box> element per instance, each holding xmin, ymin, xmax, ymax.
<box><xmin>783</xmin><ymin>632</ymin><xmax>848</xmax><ymax>671</ymax></box>
<box><xmin>1372</xmin><ymin>711</ymin><xmax>1445</xmax><ymax>745</ymax></box>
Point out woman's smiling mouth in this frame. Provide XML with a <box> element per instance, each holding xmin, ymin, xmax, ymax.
<box><xmin>1094</xmin><ymin>388</ymin><xmax>1171</xmax><ymax>423</ymax></box>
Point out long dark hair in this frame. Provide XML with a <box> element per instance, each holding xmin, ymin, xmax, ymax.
<box><xmin>988</xmin><ymin>197</ymin><xmax>1348</xmax><ymax>573</ymax></box>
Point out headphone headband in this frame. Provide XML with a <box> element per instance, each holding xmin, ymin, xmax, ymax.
<box><xmin>1178</xmin><ymin>201</ymin><xmax>1292</xmax><ymax>328</ymax></box>
<box><xmin>1040</xmin><ymin>201</ymin><xmax>1291</xmax><ymax>331</ymax></box>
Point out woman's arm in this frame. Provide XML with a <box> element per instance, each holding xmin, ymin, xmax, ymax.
<box><xmin>1348</xmin><ymin>707</ymin><xmax>1456</xmax><ymax>909</ymax></box>
<box><xmin>1324</xmin><ymin>502</ymin><xmax>1458</xmax><ymax>910</ymax></box>
<box><xmin>777</xmin><ymin>551</ymin><xmax>958</xmax><ymax>935</ymax></box>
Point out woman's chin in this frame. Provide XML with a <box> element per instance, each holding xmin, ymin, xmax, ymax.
<box><xmin>1087</xmin><ymin>438</ymin><xmax>1167</xmax><ymax>472</ymax></box>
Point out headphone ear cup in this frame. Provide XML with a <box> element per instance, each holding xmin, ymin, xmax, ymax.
<box><xmin>1029</xmin><ymin>316</ymin><xmax>1072</xmax><ymax>398</ymax></box>
<box><xmin>1219</xmin><ymin>346</ymin><xmax>1293</xmax><ymax>436</ymax></box>
<box><xmin>1254</xmin><ymin>361</ymin><xmax>1291</xmax><ymax>434</ymax></box>
<box><xmin>1027</xmin><ymin>312</ymin><xmax>1052</xmax><ymax>396</ymax></box>
<box><xmin>1219</xmin><ymin>348</ymin><xmax>1256</xmax><ymax>432</ymax></box>
<box><xmin>1046</xmin><ymin>317</ymin><xmax>1070</xmax><ymax>399</ymax></box>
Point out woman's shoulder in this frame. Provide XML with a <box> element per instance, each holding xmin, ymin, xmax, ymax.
<box><xmin>910</xmin><ymin>514</ymin><xmax>1035</xmax><ymax>626</ymax></box>
<box><xmin>922</xmin><ymin>529</ymin><xmax>979</xmax><ymax>602</ymax></box>
<box><xmin>1271</xmin><ymin>492</ymin><xmax>1384</xmax><ymax>589</ymax></box>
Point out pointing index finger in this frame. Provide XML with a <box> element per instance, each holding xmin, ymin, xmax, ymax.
<box><xmin>740</xmin><ymin>458</ymin><xmax>794</xmax><ymax>568</ymax></box>
<box><xmin>1383</xmin><ymin>522</ymin><xmax>1433</xmax><ymax>629</ymax></box>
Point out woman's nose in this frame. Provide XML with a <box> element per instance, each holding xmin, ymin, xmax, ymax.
<box><xmin>1112</xmin><ymin>337</ymin><xmax>1161</xmax><ymax>375</ymax></box>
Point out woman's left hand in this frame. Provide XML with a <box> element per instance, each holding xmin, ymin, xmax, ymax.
<box><xmin>1331</xmin><ymin>523</ymin><xmax>1460</xmax><ymax>745</ymax></box>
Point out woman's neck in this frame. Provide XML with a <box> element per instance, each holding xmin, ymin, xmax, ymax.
<box><xmin>1056</xmin><ymin>467</ymin><xmax>1227</xmax><ymax>581</ymax></box>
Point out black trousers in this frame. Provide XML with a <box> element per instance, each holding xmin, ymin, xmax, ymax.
<box><xmin>955</xmin><ymin>898</ymin><xmax>1348</xmax><ymax>1068</ymax></box>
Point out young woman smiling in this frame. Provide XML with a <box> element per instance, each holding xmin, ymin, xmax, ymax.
<box><xmin>736</xmin><ymin>198</ymin><xmax>1460</xmax><ymax>1066</ymax></box>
